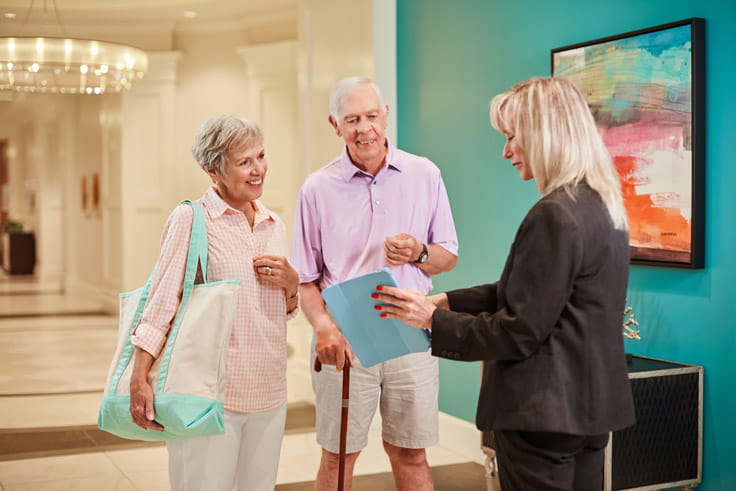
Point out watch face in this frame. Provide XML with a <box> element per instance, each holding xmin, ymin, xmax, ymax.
<box><xmin>416</xmin><ymin>244</ymin><xmax>428</xmax><ymax>264</ymax></box>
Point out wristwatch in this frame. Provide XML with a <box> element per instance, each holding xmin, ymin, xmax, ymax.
<box><xmin>413</xmin><ymin>243</ymin><xmax>429</xmax><ymax>264</ymax></box>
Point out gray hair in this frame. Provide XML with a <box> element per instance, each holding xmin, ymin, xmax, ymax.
<box><xmin>191</xmin><ymin>114</ymin><xmax>263</xmax><ymax>175</ymax></box>
<box><xmin>329</xmin><ymin>76</ymin><xmax>385</xmax><ymax>121</ymax></box>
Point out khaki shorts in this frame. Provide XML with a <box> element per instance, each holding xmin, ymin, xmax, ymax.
<box><xmin>311</xmin><ymin>345</ymin><xmax>439</xmax><ymax>454</ymax></box>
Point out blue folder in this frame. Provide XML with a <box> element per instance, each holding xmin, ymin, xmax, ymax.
<box><xmin>321</xmin><ymin>268</ymin><xmax>431</xmax><ymax>368</ymax></box>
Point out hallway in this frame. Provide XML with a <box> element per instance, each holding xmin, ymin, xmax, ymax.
<box><xmin>0</xmin><ymin>272</ymin><xmax>485</xmax><ymax>490</ymax></box>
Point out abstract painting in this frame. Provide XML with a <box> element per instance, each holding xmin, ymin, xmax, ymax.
<box><xmin>552</xmin><ymin>18</ymin><xmax>705</xmax><ymax>267</ymax></box>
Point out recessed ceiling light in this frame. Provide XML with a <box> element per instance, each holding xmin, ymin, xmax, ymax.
<box><xmin>183</xmin><ymin>11</ymin><xmax>197</xmax><ymax>19</ymax></box>
<box><xmin>4</xmin><ymin>12</ymin><xmax>17</xmax><ymax>19</ymax></box>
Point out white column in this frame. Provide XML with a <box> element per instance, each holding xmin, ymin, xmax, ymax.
<box><xmin>35</xmin><ymin>119</ymin><xmax>64</xmax><ymax>283</ymax></box>
<box><xmin>373</xmin><ymin>0</ymin><xmax>397</xmax><ymax>144</ymax></box>
<box><xmin>114</xmin><ymin>52</ymin><xmax>181</xmax><ymax>297</ymax></box>
<box><xmin>297</xmin><ymin>0</ymin><xmax>374</xmax><ymax>178</ymax></box>
<box><xmin>236</xmin><ymin>41</ymin><xmax>298</xmax><ymax>235</ymax></box>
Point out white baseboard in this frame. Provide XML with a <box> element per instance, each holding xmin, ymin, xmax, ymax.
<box><xmin>438</xmin><ymin>411</ymin><xmax>486</xmax><ymax>465</ymax></box>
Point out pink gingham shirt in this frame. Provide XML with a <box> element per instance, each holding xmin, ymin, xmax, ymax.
<box><xmin>131</xmin><ymin>187</ymin><xmax>297</xmax><ymax>413</ymax></box>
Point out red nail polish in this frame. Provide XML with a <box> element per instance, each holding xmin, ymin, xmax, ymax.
<box><xmin>380</xmin><ymin>313</ymin><xmax>387</xmax><ymax>318</ymax></box>
<box><xmin>371</xmin><ymin>293</ymin><xmax>379</xmax><ymax>299</ymax></box>
<box><xmin>376</xmin><ymin>285</ymin><xmax>383</xmax><ymax>291</ymax></box>
<box><xmin>374</xmin><ymin>305</ymin><xmax>382</xmax><ymax>310</ymax></box>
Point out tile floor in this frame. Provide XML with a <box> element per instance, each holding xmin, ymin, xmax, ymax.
<box><xmin>0</xmin><ymin>272</ymin><xmax>482</xmax><ymax>490</ymax></box>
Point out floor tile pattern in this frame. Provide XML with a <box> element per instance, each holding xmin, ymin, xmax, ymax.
<box><xmin>0</xmin><ymin>274</ymin><xmax>483</xmax><ymax>490</ymax></box>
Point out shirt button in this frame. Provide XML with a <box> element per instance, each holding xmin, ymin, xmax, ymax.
<box><xmin>375</xmin><ymin>200</ymin><xmax>380</xmax><ymax>205</ymax></box>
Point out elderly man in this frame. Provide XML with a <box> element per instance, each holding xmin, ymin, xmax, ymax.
<box><xmin>291</xmin><ymin>76</ymin><xmax>458</xmax><ymax>490</ymax></box>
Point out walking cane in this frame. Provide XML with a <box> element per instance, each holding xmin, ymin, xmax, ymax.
<box><xmin>314</xmin><ymin>357</ymin><xmax>351</xmax><ymax>491</ymax></box>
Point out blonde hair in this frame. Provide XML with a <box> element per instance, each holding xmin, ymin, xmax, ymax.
<box><xmin>192</xmin><ymin>114</ymin><xmax>263</xmax><ymax>175</ymax></box>
<box><xmin>490</xmin><ymin>77</ymin><xmax>628</xmax><ymax>231</ymax></box>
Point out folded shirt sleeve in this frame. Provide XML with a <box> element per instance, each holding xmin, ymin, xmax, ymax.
<box><xmin>131</xmin><ymin>204</ymin><xmax>193</xmax><ymax>358</ymax></box>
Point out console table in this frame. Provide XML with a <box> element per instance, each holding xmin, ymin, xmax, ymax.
<box><xmin>480</xmin><ymin>355</ymin><xmax>703</xmax><ymax>491</ymax></box>
<box><xmin>1</xmin><ymin>232</ymin><xmax>36</xmax><ymax>275</ymax></box>
<box><xmin>604</xmin><ymin>355</ymin><xmax>703</xmax><ymax>491</ymax></box>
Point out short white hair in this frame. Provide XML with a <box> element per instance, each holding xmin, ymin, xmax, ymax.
<box><xmin>191</xmin><ymin>114</ymin><xmax>262</xmax><ymax>175</ymax></box>
<box><xmin>329</xmin><ymin>76</ymin><xmax>385</xmax><ymax>120</ymax></box>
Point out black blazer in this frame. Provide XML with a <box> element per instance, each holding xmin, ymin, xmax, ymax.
<box><xmin>432</xmin><ymin>182</ymin><xmax>635</xmax><ymax>435</ymax></box>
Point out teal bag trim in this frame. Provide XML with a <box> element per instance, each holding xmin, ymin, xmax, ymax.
<box><xmin>119</xmin><ymin>287</ymin><xmax>143</xmax><ymax>299</ymax></box>
<box><xmin>155</xmin><ymin>200</ymin><xmax>208</xmax><ymax>393</ymax></box>
<box><xmin>100</xmin><ymin>200</ymin><xmax>238</xmax><ymax>441</ymax></box>
<box><xmin>108</xmin><ymin>200</ymin><xmax>208</xmax><ymax>397</ymax></box>
<box><xmin>98</xmin><ymin>393</ymin><xmax>225</xmax><ymax>442</ymax></box>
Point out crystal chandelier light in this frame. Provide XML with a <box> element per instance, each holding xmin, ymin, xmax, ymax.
<box><xmin>0</xmin><ymin>3</ymin><xmax>148</xmax><ymax>95</ymax></box>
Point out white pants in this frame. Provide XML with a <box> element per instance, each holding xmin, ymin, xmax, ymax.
<box><xmin>167</xmin><ymin>403</ymin><xmax>287</xmax><ymax>491</ymax></box>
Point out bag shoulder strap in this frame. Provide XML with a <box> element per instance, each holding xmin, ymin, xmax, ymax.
<box><xmin>154</xmin><ymin>200</ymin><xmax>209</xmax><ymax>392</ymax></box>
<box><xmin>108</xmin><ymin>200</ymin><xmax>209</xmax><ymax>395</ymax></box>
<box><xmin>180</xmin><ymin>199</ymin><xmax>208</xmax><ymax>284</ymax></box>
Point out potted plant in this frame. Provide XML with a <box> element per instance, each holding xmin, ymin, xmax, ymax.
<box><xmin>2</xmin><ymin>218</ymin><xmax>35</xmax><ymax>274</ymax></box>
<box><xmin>4</xmin><ymin>218</ymin><xmax>24</xmax><ymax>233</ymax></box>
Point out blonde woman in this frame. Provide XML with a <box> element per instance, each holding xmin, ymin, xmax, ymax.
<box><xmin>375</xmin><ymin>77</ymin><xmax>635</xmax><ymax>490</ymax></box>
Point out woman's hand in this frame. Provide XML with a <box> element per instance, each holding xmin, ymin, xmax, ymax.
<box><xmin>254</xmin><ymin>255</ymin><xmax>299</xmax><ymax>297</ymax></box>
<box><xmin>372</xmin><ymin>285</ymin><xmax>437</xmax><ymax>331</ymax></box>
<box><xmin>130</xmin><ymin>377</ymin><xmax>164</xmax><ymax>432</ymax></box>
<box><xmin>429</xmin><ymin>293</ymin><xmax>450</xmax><ymax>310</ymax></box>
<box><xmin>129</xmin><ymin>348</ymin><xmax>164</xmax><ymax>432</ymax></box>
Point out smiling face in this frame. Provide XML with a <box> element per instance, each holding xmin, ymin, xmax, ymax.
<box><xmin>209</xmin><ymin>140</ymin><xmax>267</xmax><ymax>213</ymax></box>
<box><xmin>329</xmin><ymin>84</ymin><xmax>389</xmax><ymax>174</ymax></box>
<box><xmin>502</xmin><ymin>129</ymin><xmax>534</xmax><ymax>181</ymax></box>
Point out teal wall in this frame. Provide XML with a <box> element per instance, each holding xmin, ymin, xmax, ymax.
<box><xmin>397</xmin><ymin>0</ymin><xmax>736</xmax><ymax>488</ymax></box>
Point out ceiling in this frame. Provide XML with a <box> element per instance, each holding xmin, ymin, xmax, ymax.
<box><xmin>0</xmin><ymin>0</ymin><xmax>298</xmax><ymax>47</ymax></box>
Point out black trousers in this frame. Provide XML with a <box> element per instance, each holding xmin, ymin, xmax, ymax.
<box><xmin>493</xmin><ymin>430</ymin><xmax>609</xmax><ymax>491</ymax></box>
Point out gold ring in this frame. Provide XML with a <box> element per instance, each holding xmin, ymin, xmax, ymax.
<box><xmin>266</xmin><ymin>266</ymin><xmax>272</xmax><ymax>276</ymax></box>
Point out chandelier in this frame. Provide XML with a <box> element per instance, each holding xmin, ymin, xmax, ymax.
<box><xmin>0</xmin><ymin>3</ymin><xmax>148</xmax><ymax>95</ymax></box>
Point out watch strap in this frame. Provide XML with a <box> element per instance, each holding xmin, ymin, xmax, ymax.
<box><xmin>413</xmin><ymin>243</ymin><xmax>429</xmax><ymax>264</ymax></box>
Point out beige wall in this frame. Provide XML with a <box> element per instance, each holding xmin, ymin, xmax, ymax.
<box><xmin>173</xmin><ymin>29</ymin><xmax>256</xmax><ymax>208</ymax></box>
<box><xmin>0</xmin><ymin>94</ymin><xmax>80</xmax><ymax>285</ymax></box>
<box><xmin>0</xmin><ymin>0</ymin><xmax>385</xmax><ymax>306</ymax></box>
<box><xmin>0</xmin><ymin>0</ymin><xmax>395</xmax><ymax>406</ymax></box>
<box><xmin>298</xmin><ymin>0</ymin><xmax>374</xmax><ymax>176</ymax></box>
<box><xmin>74</xmin><ymin>97</ymin><xmax>106</xmax><ymax>289</ymax></box>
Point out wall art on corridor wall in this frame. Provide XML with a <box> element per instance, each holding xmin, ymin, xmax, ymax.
<box><xmin>551</xmin><ymin>18</ymin><xmax>705</xmax><ymax>268</ymax></box>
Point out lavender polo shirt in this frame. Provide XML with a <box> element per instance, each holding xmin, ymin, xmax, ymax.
<box><xmin>291</xmin><ymin>141</ymin><xmax>458</xmax><ymax>294</ymax></box>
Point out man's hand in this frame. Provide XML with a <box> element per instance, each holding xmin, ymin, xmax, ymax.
<box><xmin>384</xmin><ymin>233</ymin><xmax>422</xmax><ymax>266</ymax></box>
<box><xmin>314</xmin><ymin>325</ymin><xmax>355</xmax><ymax>371</ymax></box>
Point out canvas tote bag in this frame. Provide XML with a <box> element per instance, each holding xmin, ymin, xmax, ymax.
<box><xmin>98</xmin><ymin>200</ymin><xmax>239</xmax><ymax>441</ymax></box>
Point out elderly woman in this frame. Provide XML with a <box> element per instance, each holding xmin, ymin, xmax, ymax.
<box><xmin>128</xmin><ymin>115</ymin><xmax>299</xmax><ymax>491</ymax></box>
<box><xmin>375</xmin><ymin>77</ymin><xmax>635</xmax><ymax>490</ymax></box>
